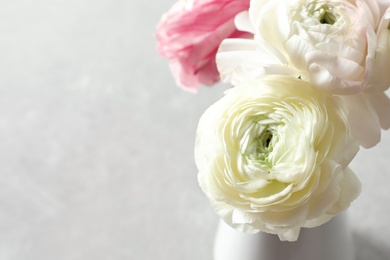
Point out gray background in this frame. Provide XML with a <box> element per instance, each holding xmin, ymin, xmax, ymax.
<box><xmin>0</xmin><ymin>1</ymin><xmax>389</xmax><ymax>259</ymax></box>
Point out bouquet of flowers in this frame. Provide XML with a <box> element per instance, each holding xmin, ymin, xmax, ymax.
<box><xmin>156</xmin><ymin>0</ymin><xmax>390</xmax><ymax>242</ymax></box>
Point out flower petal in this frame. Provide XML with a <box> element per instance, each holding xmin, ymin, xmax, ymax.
<box><xmin>363</xmin><ymin>91</ymin><xmax>390</xmax><ymax>130</ymax></box>
<box><xmin>366</xmin><ymin>7</ymin><xmax>390</xmax><ymax>91</ymax></box>
<box><xmin>234</xmin><ymin>11</ymin><xmax>254</xmax><ymax>33</ymax></box>
<box><xmin>327</xmin><ymin>167</ymin><xmax>361</xmax><ymax>215</ymax></box>
<box><xmin>277</xmin><ymin>227</ymin><xmax>301</xmax><ymax>242</ymax></box>
<box><xmin>340</xmin><ymin>93</ymin><xmax>381</xmax><ymax>148</ymax></box>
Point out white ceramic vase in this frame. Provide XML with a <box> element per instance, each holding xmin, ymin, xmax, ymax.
<box><xmin>214</xmin><ymin>212</ymin><xmax>354</xmax><ymax>260</ymax></box>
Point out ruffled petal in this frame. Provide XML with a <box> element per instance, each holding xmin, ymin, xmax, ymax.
<box><xmin>234</xmin><ymin>11</ymin><xmax>254</xmax><ymax>33</ymax></box>
<box><xmin>277</xmin><ymin>227</ymin><xmax>301</xmax><ymax>242</ymax></box>
<box><xmin>217</xmin><ymin>38</ymin><xmax>267</xmax><ymax>83</ymax></box>
<box><xmin>285</xmin><ymin>34</ymin><xmax>314</xmax><ymax>71</ymax></box>
<box><xmin>366</xmin><ymin>7</ymin><xmax>390</xmax><ymax>91</ymax></box>
<box><xmin>327</xmin><ymin>167</ymin><xmax>361</xmax><ymax>215</ymax></box>
<box><xmin>377</xmin><ymin>0</ymin><xmax>390</xmax><ymax>16</ymax></box>
<box><xmin>340</xmin><ymin>93</ymin><xmax>381</xmax><ymax>148</ymax></box>
<box><xmin>308</xmin><ymin>63</ymin><xmax>363</xmax><ymax>95</ymax></box>
<box><xmin>364</xmin><ymin>91</ymin><xmax>390</xmax><ymax>130</ymax></box>
<box><xmin>307</xmin><ymin>51</ymin><xmax>365</xmax><ymax>82</ymax></box>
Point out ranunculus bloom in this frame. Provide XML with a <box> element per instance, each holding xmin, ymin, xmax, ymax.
<box><xmin>156</xmin><ymin>0</ymin><xmax>250</xmax><ymax>92</ymax></box>
<box><xmin>217</xmin><ymin>0</ymin><xmax>388</xmax><ymax>95</ymax></box>
<box><xmin>195</xmin><ymin>75</ymin><xmax>361</xmax><ymax>241</ymax></box>
<box><xmin>216</xmin><ymin>0</ymin><xmax>390</xmax><ymax>148</ymax></box>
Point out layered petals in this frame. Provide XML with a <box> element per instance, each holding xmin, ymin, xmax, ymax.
<box><xmin>217</xmin><ymin>0</ymin><xmax>384</xmax><ymax>94</ymax></box>
<box><xmin>156</xmin><ymin>0</ymin><xmax>250</xmax><ymax>91</ymax></box>
<box><xmin>195</xmin><ymin>76</ymin><xmax>361</xmax><ymax>241</ymax></box>
<box><xmin>216</xmin><ymin>0</ymin><xmax>390</xmax><ymax>149</ymax></box>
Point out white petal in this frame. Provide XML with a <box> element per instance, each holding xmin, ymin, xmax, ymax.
<box><xmin>218</xmin><ymin>38</ymin><xmax>257</xmax><ymax>53</ymax></box>
<box><xmin>277</xmin><ymin>227</ymin><xmax>301</xmax><ymax>242</ymax></box>
<box><xmin>216</xmin><ymin>38</ymin><xmax>259</xmax><ymax>83</ymax></box>
<box><xmin>357</xmin><ymin>0</ymin><xmax>380</xmax><ymax>27</ymax></box>
<box><xmin>363</xmin><ymin>91</ymin><xmax>390</xmax><ymax>129</ymax></box>
<box><xmin>308</xmin><ymin>63</ymin><xmax>362</xmax><ymax>95</ymax></box>
<box><xmin>234</xmin><ymin>11</ymin><xmax>254</xmax><ymax>33</ymax></box>
<box><xmin>340</xmin><ymin>93</ymin><xmax>381</xmax><ymax>148</ymax></box>
<box><xmin>315</xmin><ymin>42</ymin><xmax>365</xmax><ymax>64</ymax></box>
<box><xmin>306</xmin><ymin>50</ymin><xmax>364</xmax><ymax>82</ymax></box>
<box><xmin>234</xmin><ymin>179</ymin><xmax>270</xmax><ymax>193</ymax></box>
<box><xmin>285</xmin><ymin>34</ymin><xmax>313</xmax><ymax>71</ymax></box>
<box><xmin>306</xmin><ymin>161</ymin><xmax>343</xmax><ymax>217</ymax></box>
<box><xmin>241</xmin><ymin>184</ymin><xmax>294</xmax><ymax>205</ymax></box>
<box><xmin>366</xmin><ymin>7</ymin><xmax>390</xmax><ymax>91</ymax></box>
<box><xmin>249</xmin><ymin>0</ymin><xmax>272</xmax><ymax>27</ymax></box>
<box><xmin>261</xmin><ymin>64</ymin><xmax>300</xmax><ymax>77</ymax></box>
<box><xmin>377</xmin><ymin>0</ymin><xmax>390</xmax><ymax>16</ymax></box>
<box><xmin>304</xmin><ymin>214</ymin><xmax>333</xmax><ymax>228</ymax></box>
<box><xmin>327</xmin><ymin>167</ymin><xmax>362</xmax><ymax>214</ymax></box>
<box><xmin>232</xmin><ymin>209</ymin><xmax>256</xmax><ymax>224</ymax></box>
<box><xmin>251</xmin><ymin>0</ymin><xmax>290</xmax><ymax>63</ymax></box>
<box><xmin>217</xmin><ymin>38</ymin><xmax>285</xmax><ymax>84</ymax></box>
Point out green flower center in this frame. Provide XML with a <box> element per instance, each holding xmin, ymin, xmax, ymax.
<box><xmin>308</xmin><ymin>3</ymin><xmax>337</xmax><ymax>25</ymax></box>
<box><xmin>255</xmin><ymin>129</ymin><xmax>273</xmax><ymax>155</ymax></box>
<box><xmin>318</xmin><ymin>6</ymin><xmax>336</xmax><ymax>25</ymax></box>
<box><xmin>243</xmin><ymin>122</ymin><xmax>277</xmax><ymax>170</ymax></box>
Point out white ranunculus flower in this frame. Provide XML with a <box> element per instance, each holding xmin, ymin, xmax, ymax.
<box><xmin>217</xmin><ymin>0</ymin><xmax>390</xmax><ymax>148</ymax></box>
<box><xmin>195</xmin><ymin>75</ymin><xmax>361</xmax><ymax>241</ymax></box>
<box><xmin>217</xmin><ymin>0</ymin><xmax>388</xmax><ymax>94</ymax></box>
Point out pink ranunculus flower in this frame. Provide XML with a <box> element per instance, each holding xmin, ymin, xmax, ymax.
<box><xmin>156</xmin><ymin>0</ymin><xmax>250</xmax><ymax>92</ymax></box>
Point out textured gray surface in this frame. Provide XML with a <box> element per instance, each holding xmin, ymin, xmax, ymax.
<box><xmin>0</xmin><ymin>1</ymin><xmax>389</xmax><ymax>259</ymax></box>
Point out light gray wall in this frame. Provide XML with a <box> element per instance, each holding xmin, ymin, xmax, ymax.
<box><xmin>0</xmin><ymin>1</ymin><xmax>389</xmax><ymax>259</ymax></box>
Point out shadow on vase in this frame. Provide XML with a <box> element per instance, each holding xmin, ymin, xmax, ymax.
<box><xmin>353</xmin><ymin>232</ymin><xmax>390</xmax><ymax>260</ymax></box>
